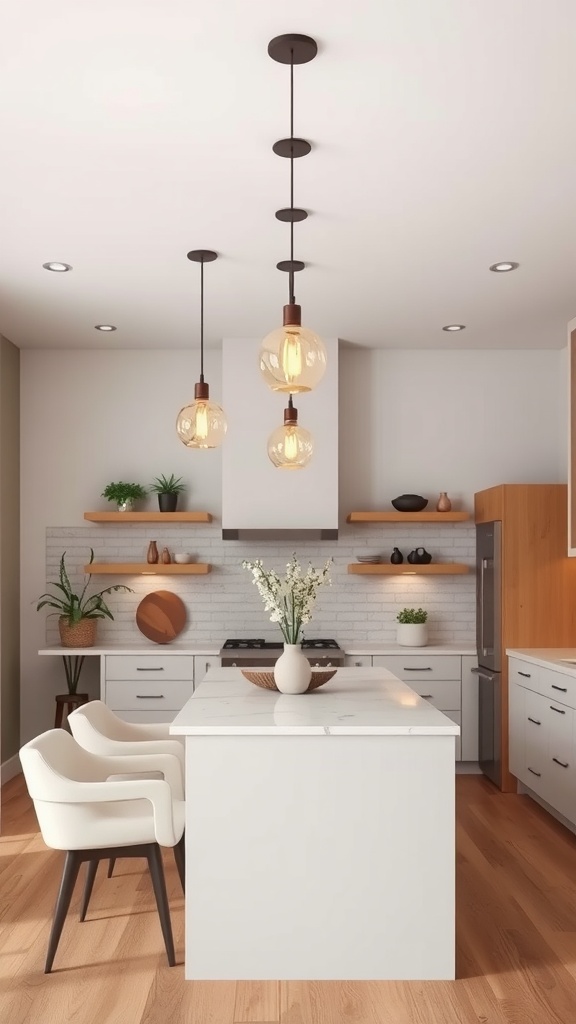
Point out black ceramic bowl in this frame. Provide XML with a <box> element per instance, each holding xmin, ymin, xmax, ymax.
<box><xmin>391</xmin><ymin>494</ymin><xmax>428</xmax><ymax>512</ymax></box>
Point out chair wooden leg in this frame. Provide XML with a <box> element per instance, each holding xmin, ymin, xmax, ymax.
<box><xmin>173</xmin><ymin>835</ymin><xmax>185</xmax><ymax>894</ymax></box>
<box><xmin>107</xmin><ymin>858</ymin><xmax>116</xmax><ymax>878</ymax></box>
<box><xmin>79</xmin><ymin>860</ymin><xmax>99</xmax><ymax>922</ymax></box>
<box><xmin>146</xmin><ymin>844</ymin><xmax>176</xmax><ymax>967</ymax></box>
<box><xmin>45</xmin><ymin>851</ymin><xmax>82</xmax><ymax>973</ymax></box>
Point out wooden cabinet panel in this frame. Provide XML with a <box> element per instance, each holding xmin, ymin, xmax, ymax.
<box><xmin>570</xmin><ymin>325</ymin><xmax>576</xmax><ymax>555</ymax></box>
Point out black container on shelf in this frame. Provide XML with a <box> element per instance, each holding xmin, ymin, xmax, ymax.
<box><xmin>391</xmin><ymin>494</ymin><xmax>428</xmax><ymax>512</ymax></box>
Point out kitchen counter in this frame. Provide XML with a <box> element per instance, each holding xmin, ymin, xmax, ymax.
<box><xmin>507</xmin><ymin>648</ymin><xmax>576</xmax><ymax>678</ymax></box>
<box><xmin>38</xmin><ymin>644</ymin><xmax>221</xmax><ymax>656</ymax></box>
<box><xmin>341</xmin><ymin>642</ymin><xmax>476</xmax><ymax>655</ymax></box>
<box><xmin>171</xmin><ymin>665</ymin><xmax>456</xmax><ymax>982</ymax></box>
<box><xmin>171</xmin><ymin>666</ymin><xmax>459</xmax><ymax>735</ymax></box>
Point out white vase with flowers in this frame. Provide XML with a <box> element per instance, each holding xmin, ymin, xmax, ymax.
<box><xmin>242</xmin><ymin>553</ymin><xmax>332</xmax><ymax>694</ymax></box>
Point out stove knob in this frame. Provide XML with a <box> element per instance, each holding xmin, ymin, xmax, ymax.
<box><xmin>314</xmin><ymin>661</ymin><xmax>320</xmax><ymax>667</ymax></box>
<box><xmin>327</xmin><ymin>661</ymin><xmax>332</xmax><ymax>667</ymax></box>
<box><xmin>232</xmin><ymin>661</ymin><xmax>237</xmax><ymax>667</ymax></box>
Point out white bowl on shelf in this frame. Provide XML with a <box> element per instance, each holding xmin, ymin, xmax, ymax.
<box><xmin>356</xmin><ymin>553</ymin><xmax>382</xmax><ymax>563</ymax></box>
<box><xmin>173</xmin><ymin>553</ymin><xmax>192</xmax><ymax>564</ymax></box>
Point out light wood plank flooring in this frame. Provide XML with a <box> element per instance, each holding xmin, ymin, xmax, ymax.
<box><xmin>3</xmin><ymin>773</ymin><xmax>576</xmax><ymax>1023</ymax></box>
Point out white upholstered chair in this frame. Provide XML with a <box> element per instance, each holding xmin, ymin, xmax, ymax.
<box><xmin>19</xmin><ymin>729</ymin><xmax>185</xmax><ymax>973</ymax></box>
<box><xmin>67</xmin><ymin>700</ymin><xmax>185</xmax><ymax>790</ymax></box>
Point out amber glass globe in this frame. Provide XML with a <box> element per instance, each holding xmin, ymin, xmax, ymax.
<box><xmin>267</xmin><ymin>421</ymin><xmax>313</xmax><ymax>469</ymax></box>
<box><xmin>176</xmin><ymin>397</ymin><xmax>227</xmax><ymax>449</ymax></box>
<box><xmin>260</xmin><ymin>310</ymin><xmax>327</xmax><ymax>393</ymax></box>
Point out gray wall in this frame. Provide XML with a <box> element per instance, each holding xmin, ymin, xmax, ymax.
<box><xmin>1</xmin><ymin>335</ymin><xmax>20</xmax><ymax>762</ymax></box>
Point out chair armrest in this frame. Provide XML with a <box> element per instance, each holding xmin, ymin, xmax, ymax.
<box><xmin>51</xmin><ymin>776</ymin><xmax>183</xmax><ymax>847</ymax></box>
<box><xmin>101</xmin><ymin>751</ymin><xmax>183</xmax><ymax>800</ymax></box>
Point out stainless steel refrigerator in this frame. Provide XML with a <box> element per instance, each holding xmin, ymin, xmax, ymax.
<box><xmin>474</xmin><ymin>521</ymin><xmax>502</xmax><ymax>785</ymax></box>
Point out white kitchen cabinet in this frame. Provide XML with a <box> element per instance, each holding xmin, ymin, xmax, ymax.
<box><xmin>344</xmin><ymin>655</ymin><xmax>373</xmax><ymax>668</ymax></box>
<box><xmin>508</xmin><ymin>655</ymin><xmax>576</xmax><ymax>826</ymax></box>
<box><xmin>461</xmin><ymin>656</ymin><xmax>479</xmax><ymax>762</ymax></box>
<box><xmin>372</xmin><ymin>654</ymin><xmax>470</xmax><ymax>762</ymax></box>
<box><xmin>102</xmin><ymin>652</ymin><xmax>194</xmax><ymax>724</ymax></box>
<box><xmin>193</xmin><ymin>655</ymin><xmax>221</xmax><ymax>685</ymax></box>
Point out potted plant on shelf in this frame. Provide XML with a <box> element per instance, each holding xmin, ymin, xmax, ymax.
<box><xmin>36</xmin><ymin>549</ymin><xmax>133</xmax><ymax>658</ymax></box>
<box><xmin>101</xmin><ymin>481</ymin><xmax>147</xmax><ymax>512</ymax></box>
<box><xmin>396</xmin><ymin>607</ymin><xmax>428</xmax><ymax>648</ymax></box>
<box><xmin>149</xmin><ymin>473</ymin><xmax>186</xmax><ymax>513</ymax></box>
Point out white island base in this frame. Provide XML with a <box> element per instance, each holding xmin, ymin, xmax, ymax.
<box><xmin>171</xmin><ymin>667</ymin><xmax>457</xmax><ymax>981</ymax></box>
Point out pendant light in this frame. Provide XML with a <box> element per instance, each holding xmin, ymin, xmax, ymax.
<box><xmin>176</xmin><ymin>250</ymin><xmax>227</xmax><ymax>449</ymax></box>
<box><xmin>260</xmin><ymin>34</ymin><xmax>327</xmax><ymax>395</ymax></box>
<box><xmin>267</xmin><ymin>396</ymin><xmax>313</xmax><ymax>469</ymax></box>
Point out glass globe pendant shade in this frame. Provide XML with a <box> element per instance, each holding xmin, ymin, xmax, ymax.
<box><xmin>260</xmin><ymin>304</ymin><xmax>327</xmax><ymax>394</ymax></box>
<box><xmin>267</xmin><ymin>398</ymin><xmax>313</xmax><ymax>469</ymax></box>
<box><xmin>176</xmin><ymin>381</ymin><xmax>227</xmax><ymax>449</ymax></box>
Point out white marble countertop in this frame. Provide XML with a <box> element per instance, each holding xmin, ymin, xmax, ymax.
<box><xmin>340</xmin><ymin>642</ymin><xmax>476</xmax><ymax>655</ymax></box>
<box><xmin>170</xmin><ymin>666</ymin><xmax>460</xmax><ymax>736</ymax></box>
<box><xmin>507</xmin><ymin>648</ymin><xmax>576</xmax><ymax>677</ymax></box>
<box><xmin>38</xmin><ymin>645</ymin><xmax>220</xmax><ymax>656</ymax></box>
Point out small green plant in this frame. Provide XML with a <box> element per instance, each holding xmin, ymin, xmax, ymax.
<box><xmin>397</xmin><ymin>607</ymin><xmax>428</xmax><ymax>624</ymax></box>
<box><xmin>101</xmin><ymin>481</ymin><xmax>147</xmax><ymax>504</ymax></box>
<box><xmin>149</xmin><ymin>474</ymin><xmax>186</xmax><ymax>495</ymax></box>
<box><xmin>36</xmin><ymin>550</ymin><xmax>133</xmax><ymax>623</ymax></box>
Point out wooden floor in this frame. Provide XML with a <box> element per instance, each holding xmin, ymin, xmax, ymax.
<box><xmin>3</xmin><ymin>774</ymin><xmax>576</xmax><ymax>1024</ymax></box>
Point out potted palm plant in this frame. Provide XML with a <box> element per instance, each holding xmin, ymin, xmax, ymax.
<box><xmin>149</xmin><ymin>473</ymin><xmax>186</xmax><ymax>512</ymax></box>
<box><xmin>37</xmin><ymin>549</ymin><xmax>133</xmax><ymax>653</ymax></box>
<box><xmin>396</xmin><ymin>607</ymin><xmax>428</xmax><ymax>647</ymax></box>
<box><xmin>101</xmin><ymin>481</ymin><xmax>147</xmax><ymax>512</ymax></box>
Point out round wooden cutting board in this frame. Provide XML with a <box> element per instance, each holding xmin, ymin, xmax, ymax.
<box><xmin>136</xmin><ymin>591</ymin><xmax>187</xmax><ymax>644</ymax></box>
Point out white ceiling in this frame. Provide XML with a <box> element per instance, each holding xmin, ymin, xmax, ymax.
<box><xmin>1</xmin><ymin>0</ymin><xmax>576</xmax><ymax>351</ymax></box>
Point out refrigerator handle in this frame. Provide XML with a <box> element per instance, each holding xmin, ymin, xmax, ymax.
<box><xmin>478</xmin><ymin>557</ymin><xmax>486</xmax><ymax>655</ymax></box>
<box><xmin>471</xmin><ymin>667</ymin><xmax>497</xmax><ymax>680</ymax></box>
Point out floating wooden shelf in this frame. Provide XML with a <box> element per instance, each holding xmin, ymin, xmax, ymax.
<box><xmin>84</xmin><ymin>563</ymin><xmax>212</xmax><ymax>575</ymax></box>
<box><xmin>346</xmin><ymin>511</ymin><xmax>470</xmax><ymax>523</ymax></box>
<box><xmin>347</xmin><ymin>563</ymin><xmax>470</xmax><ymax>576</ymax></box>
<box><xmin>84</xmin><ymin>511</ymin><xmax>213</xmax><ymax>523</ymax></box>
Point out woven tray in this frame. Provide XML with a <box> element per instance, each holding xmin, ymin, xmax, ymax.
<box><xmin>241</xmin><ymin>669</ymin><xmax>337</xmax><ymax>692</ymax></box>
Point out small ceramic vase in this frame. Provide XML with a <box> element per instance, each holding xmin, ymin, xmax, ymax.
<box><xmin>147</xmin><ymin>540</ymin><xmax>159</xmax><ymax>564</ymax></box>
<box><xmin>436</xmin><ymin>492</ymin><xmax>452</xmax><ymax>512</ymax></box>
<box><xmin>274</xmin><ymin>644</ymin><xmax>312</xmax><ymax>694</ymax></box>
<box><xmin>407</xmin><ymin>550</ymin><xmax>418</xmax><ymax>564</ymax></box>
<box><xmin>161</xmin><ymin>547</ymin><xmax>172</xmax><ymax>564</ymax></box>
<box><xmin>390</xmin><ymin>547</ymin><xmax>404</xmax><ymax>565</ymax></box>
<box><xmin>414</xmin><ymin>547</ymin><xmax>432</xmax><ymax>564</ymax></box>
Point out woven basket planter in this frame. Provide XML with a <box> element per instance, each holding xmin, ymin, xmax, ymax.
<box><xmin>58</xmin><ymin>617</ymin><xmax>97</xmax><ymax>649</ymax></box>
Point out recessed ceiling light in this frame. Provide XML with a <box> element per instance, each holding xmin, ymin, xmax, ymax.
<box><xmin>42</xmin><ymin>262</ymin><xmax>72</xmax><ymax>272</ymax></box>
<box><xmin>442</xmin><ymin>324</ymin><xmax>466</xmax><ymax>332</ymax></box>
<box><xmin>94</xmin><ymin>324</ymin><xmax>116</xmax><ymax>332</ymax></box>
<box><xmin>489</xmin><ymin>262</ymin><xmax>519</xmax><ymax>273</ymax></box>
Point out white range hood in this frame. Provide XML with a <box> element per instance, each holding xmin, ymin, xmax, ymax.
<box><xmin>222</xmin><ymin>337</ymin><xmax>339</xmax><ymax>538</ymax></box>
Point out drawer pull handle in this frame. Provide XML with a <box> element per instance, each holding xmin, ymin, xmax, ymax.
<box><xmin>550</xmin><ymin>706</ymin><xmax>566</xmax><ymax>715</ymax></box>
<box><xmin>420</xmin><ymin>694</ymin><xmax>433</xmax><ymax>699</ymax></box>
<box><xmin>136</xmin><ymin>667</ymin><xmax>165</xmax><ymax>672</ymax></box>
<box><xmin>518</xmin><ymin>671</ymin><xmax>531</xmax><ymax>678</ymax></box>
<box><xmin>404</xmin><ymin>667</ymin><xmax>432</xmax><ymax>671</ymax></box>
<box><xmin>527</xmin><ymin>716</ymin><xmax>541</xmax><ymax>725</ymax></box>
<box><xmin>528</xmin><ymin>767</ymin><xmax>542</xmax><ymax>777</ymax></box>
<box><xmin>551</xmin><ymin>684</ymin><xmax>568</xmax><ymax>692</ymax></box>
<box><xmin>553</xmin><ymin>757</ymin><xmax>569</xmax><ymax>769</ymax></box>
<box><xmin>136</xmin><ymin>694</ymin><xmax>165</xmax><ymax>699</ymax></box>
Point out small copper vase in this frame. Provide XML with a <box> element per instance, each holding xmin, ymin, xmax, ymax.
<box><xmin>147</xmin><ymin>540</ymin><xmax>159</xmax><ymax>564</ymax></box>
<box><xmin>161</xmin><ymin>547</ymin><xmax>172</xmax><ymax>564</ymax></box>
<box><xmin>436</xmin><ymin>492</ymin><xmax>452</xmax><ymax>512</ymax></box>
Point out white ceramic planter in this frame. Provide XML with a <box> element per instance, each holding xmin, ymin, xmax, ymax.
<box><xmin>397</xmin><ymin>623</ymin><xmax>428</xmax><ymax>647</ymax></box>
<box><xmin>274</xmin><ymin>644</ymin><xmax>312</xmax><ymax>694</ymax></box>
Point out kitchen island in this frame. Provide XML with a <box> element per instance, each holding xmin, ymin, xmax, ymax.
<box><xmin>170</xmin><ymin>666</ymin><xmax>458</xmax><ymax>981</ymax></box>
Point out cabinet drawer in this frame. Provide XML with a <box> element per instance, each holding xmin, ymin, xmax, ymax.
<box><xmin>373</xmin><ymin>654</ymin><xmax>460</xmax><ymax>681</ymax></box>
<box><xmin>412</xmin><ymin>679</ymin><xmax>461</xmax><ymax>711</ymax></box>
<box><xmin>509</xmin><ymin>658</ymin><xmax>540</xmax><ymax>693</ymax></box>
<box><xmin>106</xmin><ymin>678</ymin><xmax>192</xmax><ymax>711</ymax></box>
<box><xmin>539</xmin><ymin>667</ymin><xmax>576</xmax><ymax>711</ymax></box>
<box><xmin>344</xmin><ymin>655</ymin><xmax>373</xmax><ymax>668</ymax></box>
<box><xmin>105</xmin><ymin>655</ymin><xmax>194</xmax><ymax>682</ymax></box>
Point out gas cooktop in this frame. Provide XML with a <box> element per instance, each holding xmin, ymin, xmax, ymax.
<box><xmin>222</xmin><ymin>638</ymin><xmax>341</xmax><ymax>651</ymax></box>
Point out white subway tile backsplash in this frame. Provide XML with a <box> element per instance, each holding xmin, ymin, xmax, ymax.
<box><xmin>45</xmin><ymin>522</ymin><xmax>476</xmax><ymax>646</ymax></box>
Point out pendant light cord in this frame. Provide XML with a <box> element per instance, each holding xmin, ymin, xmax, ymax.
<box><xmin>289</xmin><ymin>51</ymin><xmax>296</xmax><ymax>305</ymax></box>
<box><xmin>199</xmin><ymin>257</ymin><xmax>205</xmax><ymax>383</ymax></box>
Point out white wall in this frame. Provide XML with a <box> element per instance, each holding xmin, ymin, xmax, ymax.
<box><xmin>21</xmin><ymin>345</ymin><xmax>567</xmax><ymax>742</ymax></box>
<box><xmin>339</xmin><ymin>348</ymin><xmax>566</xmax><ymax>512</ymax></box>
